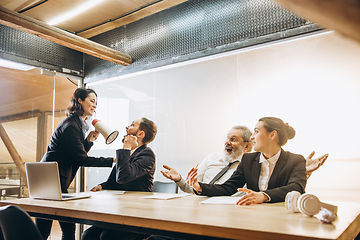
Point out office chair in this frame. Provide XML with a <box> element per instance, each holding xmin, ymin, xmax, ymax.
<box><xmin>153</xmin><ymin>181</ymin><xmax>178</xmax><ymax>193</ymax></box>
<box><xmin>0</xmin><ymin>205</ymin><xmax>44</xmax><ymax>240</ymax></box>
<box><xmin>146</xmin><ymin>182</ymin><xmax>178</xmax><ymax>240</ymax></box>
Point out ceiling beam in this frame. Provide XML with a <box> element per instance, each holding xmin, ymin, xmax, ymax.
<box><xmin>271</xmin><ymin>0</ymin><xmax>360</xmax><ymax>44</ymax></box>
<box><xmin>77</xmin><ymin>0</ymin><xmax>188</xmax><ymax>39</ymax></box>
<box><xmin>0</xmin><ymin>110</ymin><xmax>42</xmax><ymax>123</ymax></box>
<box><xmin>0</xmin><ymin>6</ymin><xmax>132</xmax><ymax>66</ymax></box>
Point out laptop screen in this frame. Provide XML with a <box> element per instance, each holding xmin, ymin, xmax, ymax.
<box><xmin>25</xmin><ymin>162</ymin><xmax>63</xmax><ymax>200</ymax></box>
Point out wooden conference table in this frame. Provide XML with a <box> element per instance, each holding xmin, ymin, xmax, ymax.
<box><xmin>0</xmin><ymin>191</ymin><xmax>360</xmax><ymax>240</ymax></box>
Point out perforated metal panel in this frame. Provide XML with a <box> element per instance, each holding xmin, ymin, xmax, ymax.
<box><xmin>0</xmin><ymin>24</ymin><xmax>83</xmax><ymax>76</ymax></box>
<box><xmin>85</xmin><ymin>0</ymin><xmax>319</xmax><ymax>83</ymax></box>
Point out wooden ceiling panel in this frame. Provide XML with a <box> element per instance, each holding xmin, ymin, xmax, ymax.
<box><xmin>0</xmin><ymin>0</ymin><xmax>186</xmax><ymax>33</ymax></box>
<box><xmin>0</xmin><ymin>0</ymin><xmax>187</xmax><ymax>36</ymax></box>
<box><xmin>0</xmin><ymin>0</ymin><xmax>41</xmax><ymax>12</ymax></box>
<box><xmin>53</xmin><ymin>1</ymin><xmax>148</xmax><ymax>33</ymax></box>
<box><xmin>20</xmin><ymin>0</ymin><xmax>127</xmax><ymax>32</ymax></box>
<box><xmin>77</xmin><ymin>0</ymin><xmax>187</xmax><ymax>38</ymax></box>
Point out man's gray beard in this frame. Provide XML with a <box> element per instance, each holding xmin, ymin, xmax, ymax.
<box><xmin>221</xmin><ymin>145</ymin><xmax>244</xmax><ymax>163</ymax></box>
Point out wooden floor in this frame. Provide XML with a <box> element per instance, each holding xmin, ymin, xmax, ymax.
<box><xmin>49</xmin><ymin>222</ymin><xmax>90</xmax><ymax>239</ymax></box>
<box><xmin>49</xmin><ymin>221</ymin><xmax>62</xmax><ymax>240</ymax></box>
<box><xmin>27</xmin><ymin>218</ymin><xmax>62</xmax><ymax>240</ymax></box>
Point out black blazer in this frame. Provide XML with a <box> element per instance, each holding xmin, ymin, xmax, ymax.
<box><xmin>41</xmin><ymin>114</ymin><xmax>113</xmax><ymax>192</ymax></box>
<box><xmin>200</xmin><ymin>149</ymin><xmax>307</xmax><ymax>203</ymax></box>
<box><xmin>100</xmin><ymin>144</ymin><xmax>155</xmax><ymax>192</ymax></box>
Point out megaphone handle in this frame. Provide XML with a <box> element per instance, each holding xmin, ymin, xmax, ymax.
<box><xmin>320</xmin><ymin>201</ymin><xmax>338</xmax><ymax>215</ymax></box>
<box><xmin>89</xmin><ymin>132</ymin><xmax>96</xmax><ymax>142</ymax></box>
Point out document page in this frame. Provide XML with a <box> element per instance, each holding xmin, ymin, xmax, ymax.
<box><xmin>200</xmin><ymin>196</ymin><xmax>242</xmax><ymax>205</ymax></box>
<box><xmin>142</xmin><ymin>193</ymin><xmax>190</xmax><ymax>200</ymax></box>
<box><xmin>91</xmin><ymin>190</ymin><xmax>125</xmax><ymax>195</ymax></box>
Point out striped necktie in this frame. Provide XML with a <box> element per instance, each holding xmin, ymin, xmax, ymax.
<box><xmin>208</xmin><ymin>161</ymin><xmax>238</xmax><ymax>184</ymax></box>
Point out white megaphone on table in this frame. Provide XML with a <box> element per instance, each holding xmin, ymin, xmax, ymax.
<box><xmin>89</xmin><ymin>119</ymin><xmax>119</xmax><ymax>144</ymax></box>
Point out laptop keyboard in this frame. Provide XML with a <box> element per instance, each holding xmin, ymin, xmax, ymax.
<box><xmin>61</xmin><ymin>194</ymin><xmax>75</xmax><ymax>199</ymax></box>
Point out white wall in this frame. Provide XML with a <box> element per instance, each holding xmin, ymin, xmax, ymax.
<box><xmin>88</xmin><ymin>32</ymin><xmax>360</xmax><ymax>201</ymax></box>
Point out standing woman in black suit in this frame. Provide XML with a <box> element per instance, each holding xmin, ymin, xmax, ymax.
<box><xmin>188</xmin><ymin>116</ymin><xmax>307</xmax><ymax>204</ymax></box>
<box><xmin>36</xmin><ymin>88</ymin><xmax>115</xmax><ymax>240</ymax></box>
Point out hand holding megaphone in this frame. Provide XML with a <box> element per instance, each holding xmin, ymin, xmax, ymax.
<box><xmin>89</xmin><ymin>119</ymin><xmax>119</xmax><ymax>144</ymax></box>
<box><xmin>87</xmin><ymin>130</ymin><xmax>99</xmax><ymax>141</ymax></box>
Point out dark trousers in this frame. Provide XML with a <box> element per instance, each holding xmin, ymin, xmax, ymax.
<box><xmin>356</xmin><ymin>233</ymin><xmax>360</xmax><ymax>240</ymax></box>
<box><xmin>81</xmin><ymin>226</ymin><xmax>149</xmax><ymax>240</ymax></box>
<box><xmin>35</xmin><ymin>218</ymin><xmax>75</xmax><ymax>240</ymax></box>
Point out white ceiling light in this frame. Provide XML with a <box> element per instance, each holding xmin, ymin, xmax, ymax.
<box><xmin>47</xmin><ymin>0</ymin><xmax>104</xmax><ymax>26</ymax></box>
<box><xmin>0</xmin><ymin>58</ymin><xmax>35</xmax><ymax>71</ymax></box>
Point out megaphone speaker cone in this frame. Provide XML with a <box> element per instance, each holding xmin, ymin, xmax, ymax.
<box><xmin>106</xmin><ymin>130</ymin><xmax>119</xmax><ymax>145</ymax></box>
<box><xmin>92</xmin><ymin>119</ymin><xmax>119</xmax><ymax>145</ymax></box>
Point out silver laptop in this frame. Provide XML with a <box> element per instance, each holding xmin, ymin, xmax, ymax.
<box><xmin>25</xmin><ymin>162</ymin><xmax>91</xmax><ymax>201</ymax></box>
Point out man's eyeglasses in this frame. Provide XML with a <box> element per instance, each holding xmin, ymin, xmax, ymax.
<box><xmin>224</xmin><ymin>136</ymin><xmax>242</xmax><ymax>143</ymax></box>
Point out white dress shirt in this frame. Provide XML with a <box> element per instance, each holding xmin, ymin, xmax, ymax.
<box><xmin>80</xmin><ymin>117</ymin><xmax>89</xmax><ymax>139</ymax></box>
<box><xmin>176</xmin><ymin>152</ymin><xmax>241</xmax><ymax>193</ymax></box>
<box><xmin>258</xmin><ymin>149</ymin><xmax>281</xmax><ymax>191</ymax></box>
<box><xmin>130</xmin><ymin>146</ymin><xmax>139</xmax><ymax>156</ymax></box>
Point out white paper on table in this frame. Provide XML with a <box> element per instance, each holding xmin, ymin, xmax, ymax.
<box><xmin>142</xmin><ymin>193</ymin><xmax>190</xmax><ymax>200</ymax></box>
<box><xmin>200</xmin><ymin>196</ymin><xmax>242</xmax><ymax>205</ymax></box>
<box><xmin>91</xmin><ymin>190</ymin><xmax>125</xmax><ymax>195</ymax></box>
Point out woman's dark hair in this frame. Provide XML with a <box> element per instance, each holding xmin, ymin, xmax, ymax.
<box><xmin>259</xmin><ymin>117</ymin><xmax>295</xmax><ymax>146</ymax></box>
<box><xmin>66</xmin><ymin>88</ymin><xmax>97</xmax><ymax>116</ymax></box>
<box><xmin>139</xmin><ymin>117</ymin><xmax>157</xmax><ymax>144</ymax></box>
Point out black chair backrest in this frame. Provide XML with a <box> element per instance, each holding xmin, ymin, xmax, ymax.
<box><xmin>0</xmin><ymin>205</ymin><xmax>44</xmax><ymax>240</ymax></box>
<box><xmin>153</xmin><ymin>181</ymin><xmax>178</xmax><ymax>193</ymax></box>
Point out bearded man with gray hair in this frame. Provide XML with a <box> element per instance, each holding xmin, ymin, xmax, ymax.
<box><xmin>161</xmin><ymin>126</ymin><xmax>253</xmax><ymax>193</ymax></box>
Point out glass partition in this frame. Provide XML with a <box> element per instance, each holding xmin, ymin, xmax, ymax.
<box><xmin>87</xmin><ymin>32</ymin><xmax>360</xmax><ymax>199</ymax></box>
<box><xmin>0</xmin><ymin>65</ymin><xmax>77</xmax><ymax>198</ymax></box>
